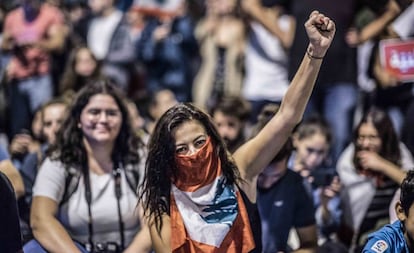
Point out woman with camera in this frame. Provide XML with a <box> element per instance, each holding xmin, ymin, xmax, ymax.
<box><xmin>289</xmin><ymin>116</ymin><xmax>342</xmax><ymax>243</ymax></box>
<box><xmin>24</xmin><ymin>80</ymin><xmax>152</xmax><ymax>253</ymax></box>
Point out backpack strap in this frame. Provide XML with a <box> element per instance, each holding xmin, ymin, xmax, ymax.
<box><xmin>59</xmin><ymin>162</ymin><xmax>140</xmax><ymax>206</ymax></box>
<box><xmin>60</xmin><ymin>166</ymin><xmax>82</xmax><ymax>207</ymax></box>
<box><xmin>123</xmin><ymin>163</ymin><xmax>140</xmax><ymax>196</ymax></box>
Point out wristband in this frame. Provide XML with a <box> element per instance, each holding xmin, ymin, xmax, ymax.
<box><xmin>306</xmin><ymin>50</ymin><xmax>324</xmax><ymax>60</ymax></box>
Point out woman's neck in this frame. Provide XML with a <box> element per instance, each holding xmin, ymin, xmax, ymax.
<box><xmin>83</xmin><ymin>139</ymin><xmax>114</xmax><ymax>174</ymax></box>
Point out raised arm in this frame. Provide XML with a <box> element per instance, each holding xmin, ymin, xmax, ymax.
<box><xmin>234</xmin><ymin>11</ymin><xmax>335</xmax><ymax>192</ymax></box>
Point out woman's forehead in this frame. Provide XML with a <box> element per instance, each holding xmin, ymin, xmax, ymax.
<box><xmin>173</xmin><ymin>120</ymin><xmax>207</xmax><ymax>142</ymax></box>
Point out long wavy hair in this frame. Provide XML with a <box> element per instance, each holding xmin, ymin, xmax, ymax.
<box><xmin>59</xmin><ymin>45</ymin><xmax>102</xmax><ymax>95</ymax></box>
<box><xmin>49</xmin><ymin>79</ymin><xmax>143</xmax><ymax>169</ymax></box>
<box><xmin>352</xmin><ymin>107</ymin><xmax>401</xmax><ymax>168</ymax></box>
<box><xmin>139</xmin><ymin>103</ymin><xmax>240</xmax><ymax>233</ymax></box>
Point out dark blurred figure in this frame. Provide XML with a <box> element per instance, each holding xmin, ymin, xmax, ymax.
<box><xmin>0</xmin><ymin>171</ymin><xmax>23</xmax><ymax>253</ymax></box>
<box><xmin>136</xmin><ymin>0</ymin><xmax>198</xmax><ymax>102</ymax></box>
<box><xmin>210</xmin><ymin>96</ymin><xmax>251</xmax><ymax>153</ymax></box>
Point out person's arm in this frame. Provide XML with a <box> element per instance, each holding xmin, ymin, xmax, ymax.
<box><xmin>315</xmin><ymin>178</ymin><xmax>342</xmax><ymax>236</ymax></box>
<box><xmin>123</xmin><ymin>205</ymin><xmax>153</xmax><ymax>253</ymax></box>
<box><xmin>148</xmin><ymin>214</ymin><xmax>171</xmax><ymax>253</ymax></box>
<box><xmin>357</xmin><ymin>150</ymin><xmax>407</xmax><ymax>184</ymax></box>
<box><xmin>346</xmin><ymin>0</ymin><xmax>401</xmax><ymax>46</ymax></box>
<box><xmin>194</xmin><ymin>16</ymin><xmax>217</xmax><ymax>42</ymax></box>
<box><xmin>31</xmin><ymin>196</ymin><xmax>82</xmax><ymax>253</ymax></box>
<box><xmin>234</xmin><ymin>11</ymin><xmax>335</xmax><ymax>185</ymax></box>
<box><xmin>0</xmin><ymin>32</ymin><xmax>15</xmax><ymax>51</ymax></box>
<box><xmin>0</xmin><ymin>160</ymin><xmax>24</xmax><ymax>198</ymax></box>
<box><xmin>35</xmin><ymin>23</ymin><xmax>67</xmax><ymax>52</ymax></box>
<box><xmin>292</xmin><ymin>225</ymin><xmax>318</xmax><ymax>253</ymax></box>
<box><xmin>0</xmin><ymin>14</ymin><xmax>15</xmax><ymax>51</ymax></box>
<box><xmin>242</xmin><ymin>0</ymin><xmax>295</xmax><ymax>49</ymax></box>
<box><xmin>362</xmin><ymin>234</ymin><xmax>393</xmax><ymax>252</ymax></box>
<box><xmin>372</xmin><ymin>49</ymin><xmax>399</xmax><ymax>88</ymax></box>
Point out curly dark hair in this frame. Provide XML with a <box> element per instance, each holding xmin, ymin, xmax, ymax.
<box><xmin>49</xmin><ymin>79</ymin><xmax>143</xmax><ymax>169</ymax></box>
<box><xmin>139</xmin><ymin>103</ymin><xmax>240</xmax><ymax>234</ymax></box>
<box><xmin>352</xmin><ymin>107</ymin><xmax>401</xmax><ymax>169</ymax></box>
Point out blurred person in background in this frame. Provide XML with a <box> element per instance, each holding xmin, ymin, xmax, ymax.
<box><xmin>1</xmin><ymin>0</ymin><xmax>66</xmax><ymax>139</ymax></box>
<box><xmin>136</xmin><ymin>0</ymin><xmax>198</xmax><ymax>103</ymax></box>
<box><xmin>8</xmin><ymin>107</ymin><xmax>43</xmax><ymax>170</ymax></box>
<box><xmin>252</xmin><ymin>104</ymin><xmax>318</xmax><ymax>253</ymax></box>
<box><xmin>241</xmin><ymin>0</ymin><xmax>295</xmax><ymax>123</ymax></box>
<box><xmin>337</xmin><ymin>107</ymin><xmax>414</xmax><ymax>252</ymax></box>
<box><xmin>87</xmin><ymin>0</ymin><xmax>135</xmax><ymax>92</ymax></box>
<box><xmin>192</xmin><ymin>0</ymin><xmax>246</xmax><ymax>109</ymax></box>
<box><xmin>391</xmin><ymin>0</ymin><xmax>414</xmax><ymax>159</ymax></box>
<box><xmin>59</xmin><ymin>45</ymin><xmax>102</xmax><ymax>99</ymax></box>
<box><xmin>210</xmin><ymin>95</ymin><xmax>251</xmax><ymax>153</ymax></box>
<box><xmin>290</xmin><ymin>116</ymin><xmax>343</xmax><ymax>246</ymax></box>
<box><xmin>18</xmin><ymin>98</ymin><xmax>69</xmax><ymax>243</ymax></box>
<box><xmin>143</xmin><ymin>89</ymin><xmax>178</xmax><ymax>134</ymax></box>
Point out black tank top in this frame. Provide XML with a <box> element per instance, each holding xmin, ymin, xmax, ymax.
<box><xmin>240</xmin><ymin>189</ymin><xmax>262</xmax><ymax>253</ymax></box>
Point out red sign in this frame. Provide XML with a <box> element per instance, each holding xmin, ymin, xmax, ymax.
<box><xmin>380</xmin><ymin>38</ymin><xmax>414</xmax><ymax>82</ymax></box>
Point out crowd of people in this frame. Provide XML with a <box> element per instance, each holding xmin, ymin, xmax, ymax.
<box><xmin>1</xmin><ymin>0</ymin><xmax>414</xmax><ymax>252</ymax></box>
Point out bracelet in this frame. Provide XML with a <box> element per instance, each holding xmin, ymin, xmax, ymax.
<box><xmin>306</xmin><ymin>50</ymin><xmax>324</xmax><ymax>60</ymax></box>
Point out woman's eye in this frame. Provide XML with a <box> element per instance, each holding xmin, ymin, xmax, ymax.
<box><xmin>195</xmin><ymin>139</ymin><xmax>206</xmax><ymax>148</ymax></box>
<box><xmin>106</xmin><ymin>109</ymin><xmax>120</xmax><ymax>116</ymax></box>
<box><xmin>176</xmin><ymin>147</ymin><xmax>187</xmax><ymax>154</ymax></box>
<box><xmin>89</xmin><ymin>109</ymin><xmax>100</xmax><ymax>115</ymax></box>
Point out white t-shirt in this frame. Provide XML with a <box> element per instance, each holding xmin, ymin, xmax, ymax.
<box><xmin>242</xmin><ymin>17</ymin><xmax>291</xmax><ymax>102</ymax></box>
<box><xmin>88</xmin><ymin>10</ymin><xmax>123</xmax><ymax>60</ymax></box>
<box><xmin>392</xmin><ymin>3</ymin><xmax>414</xmax><ymax>39</ymax></box>
<box><xmin>33</xmin><ymin>158</ymin><xmax>140</xmax><ymax>246</ymax></box>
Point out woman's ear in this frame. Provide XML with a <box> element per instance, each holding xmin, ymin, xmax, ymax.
<box><xmin>396</xmin><ymin>201</ymin><xmax>407</xmax><ymax>222</ymax></box>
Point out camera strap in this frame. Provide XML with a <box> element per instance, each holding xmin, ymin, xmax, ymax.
<box><xmin>83</xmin><ymin>162</ymin><xmax>126</xmax><ymax>252</ymax></box>
<box><xmin>113</xmin><ymin>164</ymin><xmax>125</xmax><ymax>250</ymax></box>
<box><xmin>83</xmin><ymin>166</ymin><xmax>94</xmax><ymax>252</ymax></box>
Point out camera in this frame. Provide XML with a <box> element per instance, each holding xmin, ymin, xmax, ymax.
<box><xmin>311</xmin><ymin>168</ymin><xmax>336</xmax><ymax>187</ymax></box>
<box><xmin>83</xmin><ymin>242</ymin><xmax>121</xmax><ymax>253</ymax></box>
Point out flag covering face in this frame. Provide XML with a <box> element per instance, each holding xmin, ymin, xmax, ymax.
<box><xmin>171</xmin><ymin>138</ymin><xmax>255</xmax><ymax>252</ymax></box>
